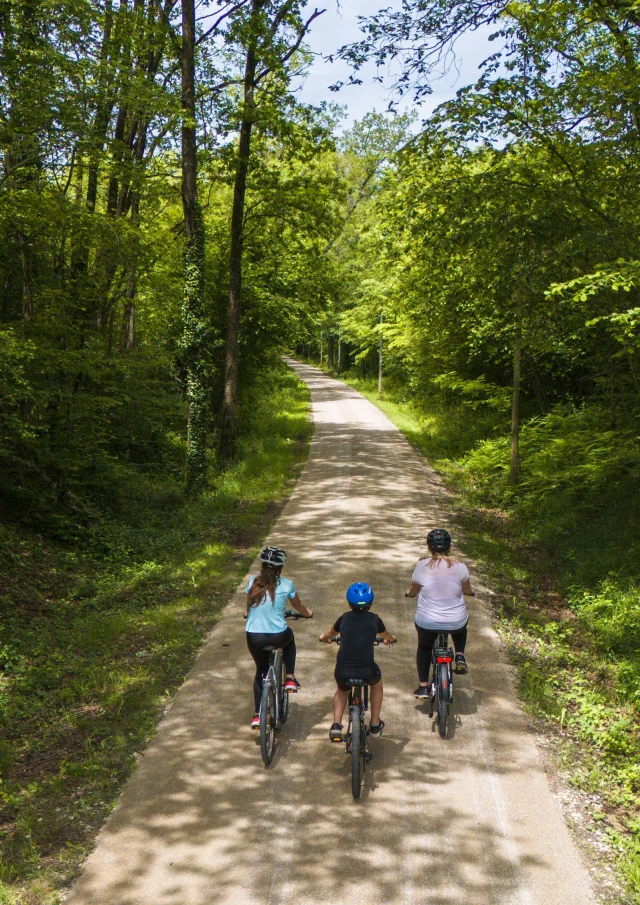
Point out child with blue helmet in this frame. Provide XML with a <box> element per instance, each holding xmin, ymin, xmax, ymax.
<box><xmin>319</xmin><ymin>582</ymin><xmax>396</xmax><ymax>742</ymax></box>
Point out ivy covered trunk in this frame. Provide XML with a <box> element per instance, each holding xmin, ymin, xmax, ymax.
<box><xmin>219</xmin><ymin>13</ymin><xmax>258</xmax><ymax>462</ymax></box>
<box><xmin>182</xmin><ymin>203</ymin><xmax>208</xmax><ymax>487</ymax></box>
<box><xmin>181</xmin><ymin>0</ymin><xmax>208</xmax><ymax>488</ymax></box>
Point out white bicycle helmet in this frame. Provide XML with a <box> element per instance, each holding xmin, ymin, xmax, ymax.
<box><xmin>260</xmin><ymin>546</ymin><xmax>287</xmax><ymax>567</ymax></box>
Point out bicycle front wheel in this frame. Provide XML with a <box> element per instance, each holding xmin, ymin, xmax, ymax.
<box><xmin>260</xmin><ymin>682</ymin><xmax>276</xmax><ymax>766</ymax></box>
<box><xmin>350</xmin><ymin>705</ymin><xmax>363</xmax><ymax>799</ymax></box>
<box><xmin>437</xmin><ymin>663</ymin><xmax>449</xmax><ymax>738</ymax></box>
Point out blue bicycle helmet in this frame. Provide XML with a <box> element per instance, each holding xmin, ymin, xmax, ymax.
<box><xmin>346</xmin><ymin>582</ymin><xmax>374</xmax><ymax>607</ymax></box>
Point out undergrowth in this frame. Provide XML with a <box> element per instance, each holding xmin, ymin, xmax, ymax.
<box><xmin>331</xmin><ymin>367</ymin><xmax>640</xmax><ymax>904</ymax></box>
<box><xmin>0</xmin><ymin>364</ymin><xmax>312</xmax><ymax>905</ymax></box>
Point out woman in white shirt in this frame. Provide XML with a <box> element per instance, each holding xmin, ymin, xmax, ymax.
<box><xmin>405</xmin><ymin>528</ymin><xmax>474</xmax><ymax>698</ymax></box>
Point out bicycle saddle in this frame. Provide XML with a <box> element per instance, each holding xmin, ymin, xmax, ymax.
<box><xmin>263</xmin><ymin>646</ymin><xmax>277</xmax><ymax>653</ymax></box>
<box><xmin>346</xmin><ymin>678</ymin><xmax>365</xmax><ymax>686</ymax></box>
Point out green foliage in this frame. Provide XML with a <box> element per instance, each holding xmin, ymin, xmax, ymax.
<box><xmin>0</xmin><ymin>364</ymin><xmax>311</xmax><ymax>904</ymax></box>
<box><xmin>335</xmin><ymin>369</ymin><xmax>640</xmax><ymax>901</ymax></box>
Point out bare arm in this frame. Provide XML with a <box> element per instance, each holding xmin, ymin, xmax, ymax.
<box><xmin>405</xmin><ymin>581</ymin><xmax>420</xmax><ymax>598</ymax></box>
<box><xmin>290</xmin><ymin>592</ymin><xmax>313</xmax><ymax>618</ymax></box>
<box><xmin>380</xmin><ymin>629</ymin><xmax>397</xmax><ymax>645</ymax></box>
<box><xmin>319</xmin><ymin>625</ymin><xmax>338</xmax><ymax>643</ymax></box>
<box><xmin>462</xmin><ymin>579</ymin><xmax>475</xmax><ymax>597</ymax></box>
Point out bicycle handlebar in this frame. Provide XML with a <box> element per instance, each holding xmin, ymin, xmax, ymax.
<box><xmin>285</xmin><ymin>609</ymin><xmax>313</xmax><ymax>620</ymax></box>
<box><xmin>328</xmin><ymin>636</ymin><xmax>396</xmax><ymax>646</ymax></box>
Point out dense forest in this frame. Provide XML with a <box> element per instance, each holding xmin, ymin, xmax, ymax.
<box><xmin>1</xmin><ymin>0</ymin><xmax>639</xmax><ymax>902</ymax></box>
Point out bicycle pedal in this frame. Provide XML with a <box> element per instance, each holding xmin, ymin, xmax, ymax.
<box><xmin>365</xmin><ymin>751</ymin><xmax>374</xmax><ymax>763</ymax></box>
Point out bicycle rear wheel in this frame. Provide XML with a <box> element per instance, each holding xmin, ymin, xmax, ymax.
<box><xmin>437</xmin><ymin>663</ymin><xmax>449</xmax><ymax>738</ymax></box>
<box><xmin>350</xmin><ymin>705</ymin><xmax>363</xmax><ymax>799</ymax></box>
<box><xmin>260</xmin><ymin>682</ymin><xmax>276</xmax><ymax>765</ymax></box>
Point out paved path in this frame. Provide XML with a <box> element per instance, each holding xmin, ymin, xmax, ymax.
<box><xmin>66</xmin><ymin>360</ymin><xmax>596</xmax><ymax>905</ymax></box>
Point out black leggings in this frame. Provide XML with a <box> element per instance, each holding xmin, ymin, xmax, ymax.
<box><xmin>246</xmin><ymin>628</ymin><xmax>296</xmax><ymax>711</ymax></box>
<box><xmin>415</xmin><ymin>623</ymin><xmax>468</xmax><ymax>684</ymax></box>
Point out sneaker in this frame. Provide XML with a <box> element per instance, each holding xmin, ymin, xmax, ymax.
<box><xmin>454</xmin><ymin>653</ymin><xmax>468</xmax><ymax>675</ymax></box>
<box><xmin>369</xmin><ymin>720</ymin><xmax>385</xmax><ymax>737</ymax></box>
<box><xmin>285</xmin><ymin>677</ymin><xmax>300</xmax><ymax>692</ymax></box>
<box><xmin>329</xmin><ymin>722</ymin><xmax>343</xmax><ymax>742</ymax></box>
<box><xmin>251</xmin><ymin>713</ymin><xmax>260</xmax><ymax>730</ymax></box>
<box><xmin>414</xmin><ymin>685</ymin><xmax>430</xmax><ymax>699</ymax></box>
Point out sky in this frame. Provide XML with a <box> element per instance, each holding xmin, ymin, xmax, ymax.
<box><xmin>296</xmin><ymin>0</ymin><xmax>494</xmax><ymax>126</ymax></box>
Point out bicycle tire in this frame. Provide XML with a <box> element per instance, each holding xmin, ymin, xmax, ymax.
<box><xmin>260</xmin><ymin>682</ymin><xmax>276</xmax><ymax>766</ymax></box>
<box><xmin>350</xmin><ymin>705</ymin><xmax>362</xmax><ymax>799</ymax></box>
<box><xmin>279</xmin><ymin>658</ymin><xmax>289</xmax><ymax>724</ymax></box>
<box><xmin>437</xmin><ymin>663</ymin><xmax>448</xmax><ymax>738</ymax></box>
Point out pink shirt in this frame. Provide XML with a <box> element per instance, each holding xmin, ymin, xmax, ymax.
<box><xmin>411</xmin><ymin>558</ymin><xmax>469</xmax><ymax>630</ymax></box>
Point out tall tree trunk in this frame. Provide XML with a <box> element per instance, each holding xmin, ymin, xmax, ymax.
<box><xmin>219</xmin><ymin>16</ymin><xmax>258</xmax><ymax>461</ymax></box>
<box><xmin>86</xmin><ymin>0</ymin><xmax>115</xmax><ymax>214</ymax></box>
<box><xmin>327</xmin><ymin>333</ymin><xmax>334</xmax><ymax>370</ymax></box>
<box><xmin>378</xmin><ymin>312</ymin><xmax>383</xmax><ymax>395</ymax></box>
<box><xmin>18</xmin><ymin>232</ymin><xmax>33</xmax><ymax>320</ymax></box>
<box><xmin>337</xmin><ymin>330</ymin><xmax>341</xmax><ymax>374</ymax></box>
<box><xmin>320</xmin><ymin>331</ymin><xmax>323</xmax><ymax>366</ymax></box>
<box><xmin>510</xmin><ymin>291</ymin><xmax>523</xmax><ymax>486</ymax></box>
<box><xmin>121</xmin><ymin>194</ymin><xmax>140</xmax><ymax>349</ymax></box>
<box><xmin>180</xmin><ymin>0</ymin><xmax>208</xmax><ymax>487</ymax></box>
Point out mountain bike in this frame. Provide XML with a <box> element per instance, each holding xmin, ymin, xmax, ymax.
<box><xmin>330</xmin><ymin>637</ymin><xmax>391</xmax><ymax>799</ymax></box>
<box><xmin>428</xmin><ymin>631</ymin><xmax>455</xmax><ymax>738</ymax></box>
<box><xmin>258</xmin><ymin>610</ymin><xmax>308</xmax><ymax>766</ymax></box>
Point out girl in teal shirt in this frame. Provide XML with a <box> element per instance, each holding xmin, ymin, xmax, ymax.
<box><xmin>244</xmin><ymin>546</ymin><xmax>312</xmax><ymax>728</ymax></box>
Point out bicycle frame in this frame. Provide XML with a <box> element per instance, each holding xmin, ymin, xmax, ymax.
<box><xmin>262</xmin><ymin>647</ymin><xmax>286</xmax><ymax>723</ymax></box>
<box><xmin>345</xmin><ymin>681</ymin><xmax>369</xmax><ymax>744</ymax></box>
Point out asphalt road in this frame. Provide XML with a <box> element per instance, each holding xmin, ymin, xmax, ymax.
<box><xmin>66</xmin><ymin>360</ymin><xmax>596</xmax><ymax>905</ymax></box>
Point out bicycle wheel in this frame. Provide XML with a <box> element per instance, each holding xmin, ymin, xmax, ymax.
<box><xmin>279</xmin><ymin>658</ymin><xmax>289</xmax><ymax>723</ymax></box>
<box><xmin>437</xmin><ymin>663</ymin><xmax>449</xmax><ymax>738</ymax></box>
<box><xmin>350</xmin><ymin>705</ymin><xmax>363</xmax><ymax>799</ymax></box>
<box><xmin>260</xmin><ymin>682</ymin><xmax>276</xmax><ymax>766</ymax></box>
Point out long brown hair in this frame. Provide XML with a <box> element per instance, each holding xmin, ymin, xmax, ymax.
<box><xmin>427</xmin><ymin>552</ymin><xmax>454</xmax><ymax>569</ymax></box>
<box><xmin>247</xmin><ymin>564</ymin><xmax>282</xmax><ymax>608</ymax></box>
<box><xmin>420</xmin><ymin>549</ymin><xmax>455</xmax><ymax>569</ymax></box>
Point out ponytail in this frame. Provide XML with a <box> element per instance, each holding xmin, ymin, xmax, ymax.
<box><xmin>247</xmin><ymin>564</ymin><xmax>281</xmax><ymax>608</ymax></box>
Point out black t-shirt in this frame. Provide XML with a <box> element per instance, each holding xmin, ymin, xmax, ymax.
<box><xmin>333</xmin><ymin>610</ymin><xmax>386</xmax><ymax>667</ymax></box>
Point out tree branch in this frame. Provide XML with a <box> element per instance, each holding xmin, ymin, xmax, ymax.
<box><xmin>254</xmin><ymin>7</ymin><xmax>325</xmax><ymax>85</ymax></box>
<box><xmin>196</xmin><ymin>0</ymin><xmax>251</xmax><ymax>45</ymax></box>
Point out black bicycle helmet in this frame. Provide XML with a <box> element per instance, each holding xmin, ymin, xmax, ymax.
<box><xmin>260</xmin><ymin>546</ymin><xmax>287</xmax><ymax>567</ymax></box>
<box><xmin>426</xmin><ymin>528</ymin><xmax>452</xmax><ymax>553</ymax></box>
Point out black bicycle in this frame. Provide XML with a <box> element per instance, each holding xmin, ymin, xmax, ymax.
<box><xmin>330</xmin><ymin>637</ymin><xmax>390</xmax><ymax>798</ymax></box>
<box><xmin>258</xmin><ymin>610</ymin><xmax>308</xmax><ymax>766</ymax></box>
<box><xmin>428</xmin><ymin>632</ymin><xmax>455</xmax><ymax>738</ymax></box>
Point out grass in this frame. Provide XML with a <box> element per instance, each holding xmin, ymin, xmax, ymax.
<box><xmin>0</xmin><ymin>363</ymin><xmax>312</xmax><ymax>905</ymax></box>
<box><xmin>323</xmin><ymin>364</ymin><xmax>640</xmax><ymax>904</ymax></box>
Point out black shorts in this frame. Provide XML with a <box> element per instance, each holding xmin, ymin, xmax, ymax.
<box><xmin>334</xmin><ymin>663</ymin><xmax>381</xmax><ymax>692</ymax></box>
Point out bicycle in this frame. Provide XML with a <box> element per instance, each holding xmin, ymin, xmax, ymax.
<box><xmin>427</xmin><ymin>631</ymin><xmax>455</xmax><ymax>738</ymax></box>
<box><xmin>258</xmin><ymin>610</ymin><xmax>308</xmax><ymax>766</ymax></box>
<box><xmin>330</xmin><ymin>637</ymin><xmax>391</xmax><ymax>799</ymax></box>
